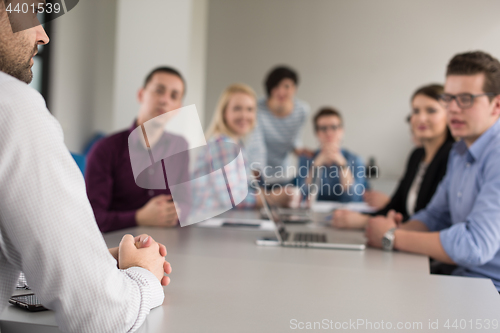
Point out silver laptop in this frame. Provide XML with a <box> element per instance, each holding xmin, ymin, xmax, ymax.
<box><xmin>260</xmin><ymin>168</ymin><xmax>322</xmax><ymax>223</ymax></box>
<box><xmin>256</xmin><ymin>191</ymin><xmax>366</xmax><ymax>250</ymax></box>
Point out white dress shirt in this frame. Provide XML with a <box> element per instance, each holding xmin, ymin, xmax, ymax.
<box><xmin>0</xmin><ymin>72</ymin><xmax>164</xmax><ymax>332</ymax></box>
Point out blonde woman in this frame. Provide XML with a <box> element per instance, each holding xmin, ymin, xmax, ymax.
<box><xmin>192</xmin><ymin>83</ymin><xmax>291</xmax><ymax>212</ymax></box>
<box><xmin>192</xmin><ymin>83</ymin><xmax>260</xmax><ymax>211</ymax></box>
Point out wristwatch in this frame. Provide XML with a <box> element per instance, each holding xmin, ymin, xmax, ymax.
<box><xmin>382</xmin><ymin>228</ymin><xmax>397</xmax><ymax>251</ymax></box>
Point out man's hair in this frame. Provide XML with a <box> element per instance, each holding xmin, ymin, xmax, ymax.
<box><xmin>143</xmin><ymin>66</ymin><xmax>186</xmax><ymax>96</ymax></box>
<box><xmin>313</xmin><ymin>107</ymin><xmax>343</xmax><ymax>131</ymax></box>
<box><xmin>264</xmin><ymin>65</ymin><xmax>298</xmax><ymax>97</ymax></box>
<box><xmin>446</xmin><ymin>51</ymin><xmax>500</xmax><ymax>99</ymax></box>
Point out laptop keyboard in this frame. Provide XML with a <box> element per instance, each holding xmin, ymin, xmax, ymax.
<box><xmin>293</xmin><ymin>233</ymin><xmax>327</xmax><ymax>243</ymax></box>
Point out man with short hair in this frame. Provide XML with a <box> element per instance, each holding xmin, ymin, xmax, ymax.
<box><xmin>247</xmin><ymin>65</ymin><xmax>312</xmax><ymax>187</ymax></box>
<box><xmin>0</xmin><ymin>2</ymin><xmax>171</xmax><ymax>332</ymax></box>
<box><xmin>85</xmin><ymin>67</ymin><xmax>188</xmax><ymax>233</ymax></box>
<box><xmin>366</xmin><ymin>51</ymin><xmax>500</xmax><ymax>292</ymax></box>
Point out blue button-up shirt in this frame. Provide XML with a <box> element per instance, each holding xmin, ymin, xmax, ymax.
<box><xmin>412</xmin><ymin>119</ymin><xmax>500</xmax><ymax>291</ymax></box>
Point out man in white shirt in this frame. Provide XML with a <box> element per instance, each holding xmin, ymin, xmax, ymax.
<box><xmin>0</xmin><ymin>2</ymin><xmax>171</xmax><ymax>332</ymax></box>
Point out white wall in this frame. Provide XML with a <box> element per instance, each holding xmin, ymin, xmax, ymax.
<box><xmin>204</xmin><ymin>0</ymin><xmax>500</xmax><ymax>179</ymax></box>
<box><xmin>50</xmin><ymin>0</ymin><xmax>208</xmax><ymax>152</ymax></box>
<box><xmin>113</xmin><ymin>0</ymin><xmax>208</xmax><ymax>131</ymax></box>
<box><xmin>50</xmin><ymin>0</ymin><xmax>115</xmax><ymax>152</ymax></box>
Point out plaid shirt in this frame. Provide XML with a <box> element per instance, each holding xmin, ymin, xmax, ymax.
<box><xmin>191</xmin><ymin>134</ymin><xmax>256</xmax><ymax>217</ymax></box>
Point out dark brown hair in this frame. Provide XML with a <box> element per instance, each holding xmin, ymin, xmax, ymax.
<box><xmin>411</xmin><ymin>83</ymin><xmax>444</xmax><ymax>102</ymax></box>
<box><xmin>264</xmin><ymin>66</ymin><xmax>298</xmax><ymax>97</ymax></box>
<box><xmin>313</xmin><ymin>107</ymin><xmax>343</xmax><ymax>131</ymax></box>
<box><xmin>143</xmin><ymin>66</ymin><xmax>186</xmax><ymax>96</ymax></box>
<box><xmin>446</xmin><ymin>51</ymin><xmax>500</xmax><ymax>100</ymax></box>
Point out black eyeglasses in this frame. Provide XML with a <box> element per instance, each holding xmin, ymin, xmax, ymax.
<box><xmin>439</xmin><ymin>93</ymin><xmax>496</xmax><ymax>109</ymax></box>
<box><xmin>317</xmin><ymin>125</ymin><xmax>341</xmax><ymax>132</ymax></box>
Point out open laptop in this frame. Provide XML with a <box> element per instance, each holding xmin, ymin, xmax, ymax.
<box><xmin>256</xmin><ymin>191</ymin><xmax>366</xmax><ymax>250</ymax></box>
<box><xmin>260</xmin><ymin>169</ymin><xmax>321</xmax><ymax>223</ymax></box>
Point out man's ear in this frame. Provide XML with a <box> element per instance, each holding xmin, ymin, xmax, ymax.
<box><xmin>491</xmin><ymin>94</ymin><xmax>500</xmax><ymax>117</ymax></box>
<box><xmin>137</xmin><ymin>88</ymin><xmax>144</xmax><ymax>103</ymax></box>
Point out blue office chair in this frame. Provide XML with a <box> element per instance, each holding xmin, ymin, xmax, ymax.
<box><xmin>71</xmin><ymin>152</ymin><xmax>86</xmax><ymax>175</ymax></box>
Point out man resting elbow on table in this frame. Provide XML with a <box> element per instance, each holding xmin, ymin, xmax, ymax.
<box><xmin>366</xmin><ymin>51</ymin><xmax>500</xmax><ymax>292</ymax></box>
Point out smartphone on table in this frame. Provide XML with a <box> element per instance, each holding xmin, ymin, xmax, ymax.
<box><xmin>9</xmin><ymin>293</ymin><xmax>48</xmax><ymax>312</ymax></box>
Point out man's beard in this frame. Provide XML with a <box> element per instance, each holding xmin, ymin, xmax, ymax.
<box><xmin>0</xmin><ymin>42</ymin><xmax>36</xmax><ymax>84</ymax></box>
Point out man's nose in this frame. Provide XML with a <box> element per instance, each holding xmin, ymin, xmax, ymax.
<box><xmin>158</xmin><ymin>94</ymin><xmax>169</xmax><ymax>105</ymax></box>
<box><xmin>35</xmin><ymin>24</ymin><xmax>49</xmax><ymax>45</ymax></box>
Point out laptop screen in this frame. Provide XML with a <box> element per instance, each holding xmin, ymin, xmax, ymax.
<box><xmin>258</xmin><ymin>191</ymin><xmax>288</xmax><ymax>242</ymax></box>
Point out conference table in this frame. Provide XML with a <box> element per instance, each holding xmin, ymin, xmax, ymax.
<box><xmin>1</xmin><ymin>210</ymin><xmax>500</xmax><ymax>332</ymax></box>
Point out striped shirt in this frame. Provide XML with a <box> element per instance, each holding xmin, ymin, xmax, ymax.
<box><xmin>247</xmin><ymin>97</ymin><xmax>310</xmax><ymax>182</ymax></box>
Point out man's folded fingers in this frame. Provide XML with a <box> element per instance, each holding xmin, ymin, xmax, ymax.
<box><xmin>161</xmin><ymin>276</ymin><xmax>170</xmax><ymax>286</ymax></box>
<box><xmin>159</xmin><ymin>243</ymin><xmax>167</xmax><ymax>257</ymax></box>
<box><xmin>164</xmin><ymin>261</ymin><xmax>172</xmax><ymax>274</ymax></box>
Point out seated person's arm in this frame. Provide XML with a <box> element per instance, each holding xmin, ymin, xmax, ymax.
<box><xmin>0</xmin><ymin>101</ymin><xmax>166</xmax><ymax>332</ymax></box>
<box><xmin>363</xmin><ymin>190</ymin><xmax>390</xmax><ymax>210</ymax></box>
<box><xmin>366</xmin><ymin>213</ymin><xmax>454</xmax><ymax>264</ymax></box>
<box><xmin>431</xmin><ymin>156</ymin><xmax>500</xmax><ymax>267</ymax></box>
<box><xmin>334</xmin><ymin>158</ymin><xmax>425</xmax><ymax>230</ymax></box>
<box><xmin>394</xmin><ymin>227</ymin><xmax>454</xmax><ymax>264</ymax></box>
<box><xmin>342</xmin><ymin>154</ymin><xmax>370</xmax><ymax>202</ymax></box>
<box><xmin>313</xmin><ymin>145</ymin><xmax>355</xmax><ymax>191</ymax></box>
<box><xmin>399</xmin><ymin>219</ymin><xmax>430</xmax><ymax>231</ymax></box>
<box><xmin>85</xmin><ymin>144</ymin><xmax>141</xmax><ymax>232</ymax></box>
<box><xmin>366</xmin><ymin>172</ymin><xmax>461</xmax><ymax>264</ymax></box>
<box><xmin>333</xmin><ymin>210</ymin><xmax>370</xmax><ymax>229</ymax></box>
<box><xmin>135</xmin><ymin>194</ymin><xmax>179</xmax><ymax>227</ymax></box>
<box><xmin>109</xmin><ymin>234</ymin><xmax>171</xmax><ymax>286</ymax></box>
<box><xmin>85</xmin><ymin>145</ymin><xmax>178</xmax><ymax>231</ymax></box>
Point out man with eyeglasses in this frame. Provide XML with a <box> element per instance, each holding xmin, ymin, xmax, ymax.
<box><xmin>366</xmin><ymin>51</ymin><xmax>500</xmax><ymax>293</ymax></box>
<box><xmin>295</xmin><ymin>107</ymin><xmax>369</xmax><ymax>203</ymax></box>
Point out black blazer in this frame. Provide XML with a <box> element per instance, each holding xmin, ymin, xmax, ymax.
<box><xmin>376</xmin><ymin>138</ymin><xmax>454</xmax><ymax>221</ymax></box>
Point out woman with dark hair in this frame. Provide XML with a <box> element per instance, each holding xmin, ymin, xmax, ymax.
<box><xmin>332</xmin><ymin>84</ymin><xmax>455</xmax><ymax>229</ymax></box>
<box><xmin>247</xmin><ymin>65</ymin><xmax>312</xmax><ymax>186</ymax></box>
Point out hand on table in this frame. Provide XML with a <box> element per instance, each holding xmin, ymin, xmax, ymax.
<box><xmin>267</xmin><ymin>191</ymin><xmax>293</xmax><ymax>208</ymax></box>
<box><xmin>365</xmin><ymin>210</ymin><xmax>402</xmax><ymax>248</ymax></box>
<box><xmin>136</xmin><ymin>195</ymin><xmax>179</xmax><ymax>227</ymax></box>
<box><xmin>332</xmin><ymin>209</ymin><xmax>369</xmax><ymax>229</ymax></box>
<box><xmin>109</xmin><ymin>234</ymin><xmax>172</xmax><ymax>286</ymax></box>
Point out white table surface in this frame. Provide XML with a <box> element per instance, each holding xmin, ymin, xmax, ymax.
<box><xmin>2</xmin><ymin>210</ymin><xmax>499</xmax><ymax>333</ymax></box>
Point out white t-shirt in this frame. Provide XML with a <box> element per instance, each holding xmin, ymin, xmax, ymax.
<box><xmin>406</xmin><ymin>161</ymin><xmax>429</xmax><ymax>216</ymax></box>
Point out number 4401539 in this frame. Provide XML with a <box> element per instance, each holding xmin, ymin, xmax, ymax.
<box><xmin>6</xmin><ymin>2</ymin><xmax>61</xmax><ymax>15</ymax></box>
<box><xmin>443</xmin><ymin>319</ymin><xmax>498</xmax><ymax>330</ymax></box>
